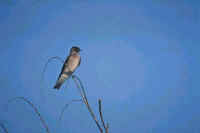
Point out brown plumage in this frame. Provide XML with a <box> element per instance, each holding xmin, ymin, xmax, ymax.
<box><xmin>54</xmin><ymin>46</ymin><xmax>81</xmax><ymax>90</ymax></box>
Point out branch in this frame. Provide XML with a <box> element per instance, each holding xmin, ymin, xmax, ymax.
<box><xmin>98</xmin><ymin>99</ymin><xmax>109</xmax><ymax>133</ymax></box>
<box><xmin>41</xmin><ymin>56</ymin><xmax>64</xmax><ymax>88</ymax></box>
<box><xmin>0</xmin><ymin>123</ymin><xmax>8</xmax><ymax>133</ymax></box>
<box><xmin>7</xmin><ymin>97</ymin><xmax>50</xmax><ymax>133</ymax></box>
<box><xmin>59</xmin><ymin>99</ymin><xmax>82</xmax><ymax>123</ymax></box>
<box><xmin>72</xmin><ymin>75</ymin><xmax>103</xmax><ymax>133</ymax></box>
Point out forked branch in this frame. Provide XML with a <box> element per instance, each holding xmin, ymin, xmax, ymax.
<box><xmin>98</xmin><ymin>99</ymin><xmax>109</xmax><ymax>133</ymax></box>
<box><xmin>72</xmin><ymin>75</ymin><xmax>108</xmax><ymax>133</ymax></box>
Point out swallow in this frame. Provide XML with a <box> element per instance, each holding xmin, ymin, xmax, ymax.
<box><xmin>54</xmin><ymin>46</ymin><xmax>81</xmax><ymax>90</ymax></box>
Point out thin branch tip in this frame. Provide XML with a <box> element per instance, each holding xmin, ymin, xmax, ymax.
<box><xmin>7</xmin><ymin>97</ymin><xmax>50</xmax><ymax>133</ymax></box>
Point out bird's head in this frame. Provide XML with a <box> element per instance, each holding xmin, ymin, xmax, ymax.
<box><xmin>70</xmin><ymin>46</ymin><xmax>81</xmax><ymax>53</ymax></box>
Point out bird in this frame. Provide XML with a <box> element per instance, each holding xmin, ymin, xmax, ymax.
<box><xmin>53</xmin><ymin>46</ymin><xmax>81</xmax><ymax>90</ymax></box>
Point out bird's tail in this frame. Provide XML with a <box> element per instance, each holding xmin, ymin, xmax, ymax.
<box><xmin>54</xmin><ymin>81</ymin><xmax>63</xmax><ymax>90</ymax></box>
<box><xmin>53</xmin><ymin>74</ymin><xmax>69</xmax><ymax>90</ymax></box>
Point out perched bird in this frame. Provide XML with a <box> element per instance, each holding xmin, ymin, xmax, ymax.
<box><xmin>54</xmin><ymin>46</ymin><xmax>81</xmax><ymax>90</ymax></box>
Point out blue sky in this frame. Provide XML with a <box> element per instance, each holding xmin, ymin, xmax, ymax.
<box><xmin>0</xmin><ymin>0</ymin><xmax>200</xmax><ymax>133</ymax></box>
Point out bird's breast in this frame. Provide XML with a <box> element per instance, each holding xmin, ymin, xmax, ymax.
<box><xmin>66</xmin><ymin>54</ymin><xmax>80</xmax><ymax>72</ymax></box>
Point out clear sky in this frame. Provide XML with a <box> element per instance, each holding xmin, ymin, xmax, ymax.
<box><xmin>0</xmin><ymin>0</ymin><xmax>200</xmax><ymax>133</ymax></box>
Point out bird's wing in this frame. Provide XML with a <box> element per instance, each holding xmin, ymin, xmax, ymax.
<box><xmin>78</xmin><ymin>56</ymin><xmax>81</xmax><ymax>66</ymax></box>
<box><xmin>58</xmin><ymin>55</ymin><xmax>70</xmax><ymax>78</ymax></box>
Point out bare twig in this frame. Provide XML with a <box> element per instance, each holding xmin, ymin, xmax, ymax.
<box><xmin>0</xmin><ymin>123</ymin><xmax>8</xmax><ymax>133</ymax></box>
<box><xmin>8</xmin><ymin>97</ymin><xmax>50</xmax><ymax>133</ymax></box>
<box><xmin>41</xmin><ymin>56</ymin><xmax>64</xmax><ymax>88</ymax></box>
<box><xmin>59</xmin><ymin>99</ymin><xmax>82</xmax><ymax>123</ymax></box>
<box><xmin>72</xmin><ymin>75</ymin><xmax>103</xmax><ymax>133</ymax></box>
<box><xmin>98</xmin><ymin>99</ymin><xmax>108</xmax><ymax>133</ymax></box>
